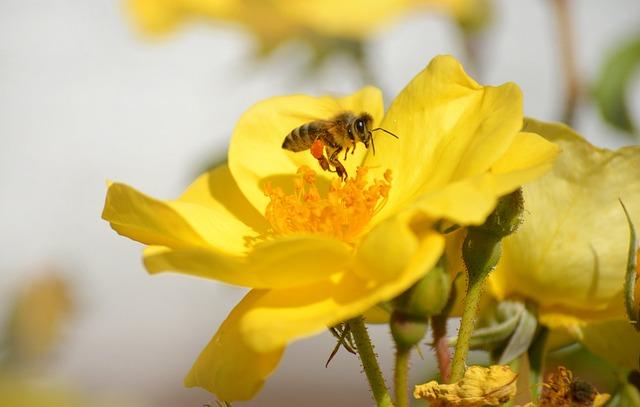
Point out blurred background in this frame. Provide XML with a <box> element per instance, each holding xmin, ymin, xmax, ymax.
<box><xmin>0</xmin><ymin>0</ymin><xmax>639</xmax><ymax>405</ymax></box>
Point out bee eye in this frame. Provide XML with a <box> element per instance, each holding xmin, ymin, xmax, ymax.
<box><xmin>356</xmin><ymin>119</ymin><xmax>365</xmax><ymax>133</ymax></box>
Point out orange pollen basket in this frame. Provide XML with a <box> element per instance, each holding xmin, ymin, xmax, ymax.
<box><xmin>264</xmin><ymin>166</ymin><xmax>392</xmax><ymax>244</ymax></box>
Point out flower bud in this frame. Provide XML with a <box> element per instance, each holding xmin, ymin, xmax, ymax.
<box><xmin>393</xmin><ymin>265</ymin><xmax>451</xmax><ymax>319</ymax></box>
<box><xmin>476</xmin><ymin>189</ymin><xmax>524</xmax><ymax>238</ymax></box>
<box><xmin>463</xmin><ymin>230</ymin><xmax>502</xmax><ymax>282</ymax></box>
<box><xmin>390</xmin><ymin>311</ymin><xmax>428</xmax><ymax>350</ymax></box>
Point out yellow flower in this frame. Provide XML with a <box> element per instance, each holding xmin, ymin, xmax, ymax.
<box><xmin>487</xmin><ymin>119</ymin><xmax>640</xmax><ymax>373</ymax></box>
<box><xmin>418</xmin><ymin>0</ymin><xmax>491</xmax><ymax>30</ymax></box>
<box><xmin>4</xmin><ymin>273</ymin><xmax>73</xmax><ymax>366</ymax></box>
<box><xmin>128</xmin><ymin>0</ymin><xmax>295</xmax><ymax>51</ymax></box>
<box><xmin>102</xmin><ymin>55</ymin><xmax>558</xmax><ymax>400</ymax></box>
<box><xmin>413</xmin><ymin>365</ymin><xmax>518</xmax><ymax>406</ymax></box>
<box><xmin>128</xmin><ymin>0</ymin><xmax>402</xmax><ymax>38</ymax></box>
<box><xmin>127</xmin><ymin>0</ymin><xmax>488</xmax><ymax>40</ymax></box>
<box><xmin>489</xmin><ymin>119</ymin><xmax>640</xmax><ymax>326</ymax></box>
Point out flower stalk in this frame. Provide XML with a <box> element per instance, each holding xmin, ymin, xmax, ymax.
<box><xmin>394</xmin><ymin>346</ymin><xmax>410</xmax><ymax>407</ymax></box>
<box><xmin>348</xmin><ymin>316</ymin><xmax>394</xmax><ymax>407</ymax></box>
<box><xmin>528</xmin><ymin>326</ymin><xmax>549</xmax><ymax>401</ymax></box>
<box><xmin>450</xmin><ymin>272</ymin><xmax>489</xmax><ymax>382</ymax></box>
<box><xmin>552</xmin><ymin>0</ymin><xmax>580</xmax><ymax>125</ymax></box>
<box><xmin>450</xmin><ymin>190</ymin><xmax>524</xmax><ymax>382</ymax></box>
<box><xmin>432</xmin><ymin>314</ymin><xmax>452</xmax><ymax>383</ymax></box>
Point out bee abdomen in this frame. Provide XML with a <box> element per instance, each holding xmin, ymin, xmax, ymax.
<box><xmin>282</xmin><ymin>122</ymin><xmax>316</xmax><ymax>152</ymax></box>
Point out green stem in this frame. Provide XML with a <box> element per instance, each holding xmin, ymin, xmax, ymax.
<box><xmin>450</xmin><ymin>278</ymin><xmax>484</xmax><ymax>382</ymax></box>
<box><xmin>349</xmin><ymin>316</ymin><xmax>395</xmax><ymax>407</ymax></box>
<box><xmin>432</xmin><ymin>315</ymin><xmax>452</xmax><ymax>383</ymax></box>
<box><xmin>552</xmin><ymin>0</ymin><xmax>580</xmax><ymax>126</ymax></box>
<box><xmin>528</xmin><ymin>326</ymin><xmax>549</xmax><ymax>402</ymax></box>
<box><xmin>394</xmin><ymin>347</ymin><xmax>410</xmax><ymax>407</ymax></box>
<box><xmin>461</xmin><ymin>30</ymin><xmax>482</xmax><ymax>79</ymax></box>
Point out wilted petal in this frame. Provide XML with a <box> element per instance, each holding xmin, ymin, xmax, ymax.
<box><xmin>413</xmin><ymin>365</ymin><xmax>517</xmax><ymax>406</ymax></box>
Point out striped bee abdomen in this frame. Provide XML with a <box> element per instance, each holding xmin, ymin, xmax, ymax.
<box><xmin>282</xmin><ymin>121</ymin><xmax>322</xmax><ymax>152</ymax></box>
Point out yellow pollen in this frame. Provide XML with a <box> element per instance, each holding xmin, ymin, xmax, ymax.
<box><xmin>264</xmin><ymin>166</ymin><xmax>392</xmax><ymax>243</ymax></box>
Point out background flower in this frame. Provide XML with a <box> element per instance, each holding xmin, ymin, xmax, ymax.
<box><xmin>489</xmin><ymin>119</ymin><xmax>640</xmax><ymax>325</ymax></box>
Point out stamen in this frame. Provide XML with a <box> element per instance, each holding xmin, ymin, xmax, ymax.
<box><xmin>264</xmin><ymin>166</ymin><xmax>392</xmax><ymax>244</ymax></box>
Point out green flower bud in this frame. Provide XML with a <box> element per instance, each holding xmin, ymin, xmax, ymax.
<box><xmin>390</xmin><ymin>311</ymin><xmax>428</xmax><ymax>350</ymax></box>
<box><xmin>476</xmin><ymin>189</ymin><xmax>524</xmax><ymax>238</ymax></box>
<box><xmin>393</xmin><ymin>265</ymin><xmax>451</xmax><ymax>319</ymax></box>
<box><xmin>463</xmin><ymin>230</ymin><xmax>502</xmax><ymax>282</ymax></box>
<box><xmin>463</xmin><ymin>189</ymin><xmax>523</xmax><ymax>282</ymax></box>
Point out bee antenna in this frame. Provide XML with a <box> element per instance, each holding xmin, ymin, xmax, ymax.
<box><xmin>371</xmin><ymin>134</ymin><xmax>376</xmax><ymax>155</ymax></box>
<box><xmin>371</xmin><ymin>128</ymin><xmax>399</xmax><ymax>139</ymax></box>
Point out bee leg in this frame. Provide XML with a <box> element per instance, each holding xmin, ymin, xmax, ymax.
<box><xmin>334</xmin><ymin>161</ymin><xmax>347</xmax><ymax>181</ymax></box>
<box><xmin>329</xmin><ymin>147</ymin><xmax>348</xmax><ymax>180</ymax></box>
<box><xmin>343</xmin><ymin>147</ymin><xmax>349</xmax><ymax>161</ymax></box>
<box><xmin>317</xmin><ymin>155</ymin><xmax>331</xmax><ymax>172</ymax></box>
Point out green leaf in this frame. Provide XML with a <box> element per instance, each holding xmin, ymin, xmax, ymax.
<box><xmin>593</xmin><ymin>36</ymin><xmax>640</xmax><ymax>135</ymax></box>
<box><xmin>607</xmin><ymin>381</ymin><xmax>640</xmax><ymax>407</ymax></box>
<box><xmin>467</xmin><ymin>307</ymin><xmax>521</xmax><ymax>350</ymax></box>
<box><xmin>620</xmin><ymin>199</ymin><xmax>639</xmax><ymax>330</ymax></box>
<box><xmin>451</xmin><ymin>301</ymin><xmax>523</xmax><ymax>351</ymax></box>
<box><xmin>527</xmin><ymin>326</ymin><xmax>549</xmax><ymax>402</ymax></box>
<box><xmin>497</xmin><ymin>304</ymin><xmax>538</xmax><ymax>364</ymax></box>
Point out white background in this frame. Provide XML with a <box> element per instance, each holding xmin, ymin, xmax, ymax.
<box><xmin>1</xmin><ymin>0</ymin><xmax>639</xmax><ymax>405</ymax></box>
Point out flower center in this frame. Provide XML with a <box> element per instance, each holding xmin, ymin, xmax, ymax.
<box><xmin>264</xmin><ymin>166</ymin><xmax>392</xmax><ymax>243</ymax></box>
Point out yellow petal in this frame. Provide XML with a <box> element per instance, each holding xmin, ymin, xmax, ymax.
<box><xmin>280</xmin><ymin>0</ymin><xmax>414</xmax><ymax>38</ymax></box>
<box><xmin>179</xmin><ymin>164</ymin><xmax>269</xmax><ymax>234</ymax></box>
<box><xmin>368</xmin><ymin>55</ymin><xmax>524</xmax><ymax>218</ymax></box>
<box><xmin>489</xmin><ymin>119</ymin><xmax>640</xmax><ymax>321</ymax></box>
<box><xmin>578</xmin><ymin>319</ymin><xmax>640</xmax><ymax>371</ymax></box>
<box><xmin>238</xmin><ymin>230</ymin><xmax>445</xmax><ymax>353</ymax></box>
<box><xmin>144</xmin><ymin>235</ymin><xmax>353</xmax><ymax>289</ymax></box>
<box><xmin>413</xmin><ymin>365</ymin><xmax>518</xmax><ymax>406</ymax></box>
<box><xmin>143</xmin><ymin>245</ymin><xmax>251</xmax><ymax>286</ymax></box>
<box><xmin>102</xmin><ymin>181</ymin><xmax>254</xmax><ymax>254</ymax></box>
<box><xmin>127</xmin><ymin>0</ymin><xmax>183</xmax><ymax>35</ymax></box>
<box><xmin>228</xmin><ymin>86</ymin><xmax>384</xmax><ymax>214</ymax></box>
<box><xmin>490</xmin><ymin>131</ymin><xmax>561</xmax><ymax>195</ymax></box>
<box><xmin>362</xmin><ymin>305</ymin><xmax>392</xmax><ymax>324</ymax></box>
<box><xmin>409</xmin><ymin>174</ymin><xmax>499</xmax><ymax>225</ymax></box>
<box><xmin>353</xmin><ymin>214</ymin><xmax>419</xmax><ymax>281</ymax></box>
<box><xmin>0</xmin><ymin>375</ymin><xmax>86</xmax><ymax>407</ymax></box>
<box><xmin>185</xmin><ymin>290</ymin><xmax>284</xmax><ymax>401</ymax></box>
<box><xmin>103</xmin><ymin>182</ymin><xmax>205</xmax><ymax>248</ymax></box>
<box><xmin>6</xmin><ymin>274</ymin><xmax>73</xmax><ymax>364</ymax></box>
<box><xmin>127</xmin><ymin>0</ymin><xmax>236</xmax><ymax>35</ymax></box>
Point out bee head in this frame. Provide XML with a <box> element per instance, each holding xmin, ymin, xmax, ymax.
<box><xmin>354</xmin><ymin>113</ymin><xmax>374</xmax><ymax>149</ymax></box>
<box><xmin>352</xmin><ymin>113</ymin><xmax>398</xmax><ymax>156</ymax></box>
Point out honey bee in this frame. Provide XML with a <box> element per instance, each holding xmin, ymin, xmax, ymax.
<box><xmin>281</xmin><ymin>111</ymin><xmax>398</xmax><ymax>180</ymax></box>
